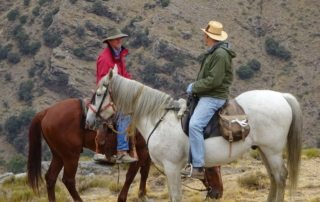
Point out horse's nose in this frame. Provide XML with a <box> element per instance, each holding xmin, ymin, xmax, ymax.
<box><xmin>85</xmin><ymin>120</ymin><xmax>94</xmax><ymax>130</ymax></box>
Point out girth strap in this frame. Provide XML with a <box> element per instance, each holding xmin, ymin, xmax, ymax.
<box><xmin>146</xmin><ymin>110</ymin><xmax>169</xmax><ymax>149</ymax></box>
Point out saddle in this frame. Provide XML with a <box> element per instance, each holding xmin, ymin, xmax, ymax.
<box><xmin>181</xmin><ymin>96</ymin><xmax>250</xmax><ymax>155</ymax></box>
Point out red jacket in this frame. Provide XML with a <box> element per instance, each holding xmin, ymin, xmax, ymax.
<box><xmin>96</xmin><ymin>45</ymin><xmax>131</xmax><ymax>84</ymax></box>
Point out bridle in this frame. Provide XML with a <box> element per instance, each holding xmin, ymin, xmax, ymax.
<box><xmin>86</xmin><ymin>84</ymin><xmax>116</xmax><ymax>121</ymax></box>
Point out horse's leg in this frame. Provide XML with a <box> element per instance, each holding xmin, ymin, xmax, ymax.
<box><xmin>163</xmin><ymin>162</ymin><xmax>182</xmax><ymax>202</ymax></box>
<box><xmin>61</xmin><ymin>157</ymin><xmax>83</xmax><ymax>202</ymax></box>
<box><xmin>45</xmin><ymin>154</ymin><xmax>63</xmax><ymax>202</ymax></box>
<box><xmin>203</xmin><ymin>166</ymin><xmax>223</xmax><ymax>199</ymax></box>
<box><xmin>259</xmin><ymin>148</ymin><xmax>288</xmax><ymax>202</ymax></box>
<box><xmin>118</xmin><ymin>162</ymin><xmax>140</xmax><ymax>202</ymax></box>
<box><xmin>138</xmin><ymin>155</ymin><xmax>151</xmax><ymax>199</ymax></box>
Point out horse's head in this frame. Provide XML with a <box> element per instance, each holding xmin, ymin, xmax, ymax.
<box><xmin>86</xmin><ymin>65</ymin><xmax>118</xmax><ymax>130</ymax></box>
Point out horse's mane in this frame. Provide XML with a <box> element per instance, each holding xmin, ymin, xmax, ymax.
<box><xmin>110</xmin><ymin>75</ymin><xmax>174</xmax><ymax>124</ymax></box>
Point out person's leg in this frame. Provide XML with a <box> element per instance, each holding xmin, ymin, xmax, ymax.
<box><xmin>116</xmin><ymin>114</ymin><xmax>137</xmax><ymax>163</ymax></box>
<box><xmin>117</xmin><ymin>114</ymin><xmax>130</xmax><ymax>151</ymax></box>
<box><xmin>186</xmin><ymin>97</ymin><xmax>225</xmax><ymax>178</ymax></box>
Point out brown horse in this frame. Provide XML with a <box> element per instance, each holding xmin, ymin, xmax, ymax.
<box><xmin>27</xmin><ymin>98</ymin><xmax>223</xmax><ymax>201</ymax></box>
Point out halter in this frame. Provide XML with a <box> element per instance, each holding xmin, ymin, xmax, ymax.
<box><xmin>86</xmin><ymin>84</ymin><xmax>116</xmax><ymax>121</ymax></box>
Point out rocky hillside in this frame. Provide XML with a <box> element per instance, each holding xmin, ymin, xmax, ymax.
<box><xmin>0</xmin><ymin>0</ymin><xmax>319</xmax><ymax>163</ymax></box>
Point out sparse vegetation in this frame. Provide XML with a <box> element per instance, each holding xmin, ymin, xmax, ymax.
<box><xmin>6</xmin><ymin>154</ymin><xmax>26</xmax><ymax>173</ymax></box>
<box><xmin>0</xmin><ymin>45</ymin><xmax>11</xmax><ymax>60</ymax></box>
<box><xmin>24</xmin><ymin>0</ymin><xmax>31</xmax><ymax>6</ymax></box>
<box><xmin>247</xmin><ymin>59</ymin><xmax>261</xmax><ymax>71</ymax></box>
<box><xmin>43</xmin><ymin>30</ymin><xmax>62</xmax><ymax>48</ymax></box>
<box><xmin>7</xmin><ymin>8</ymin><xmax>20</xmax><ymax>21</ymax></box>
<box><xmin>18</xmin><ymin>80</ymin><xmax>34</xmax><ymax>103</ymax></box>
<box><xmin>32</xmin><ymin>6</ymin><xmax>40</xmax><ymax>16</ymax></box>
<box><xmin>265</xmin><ymin>37</ymin><xmax>291</xmax><ymax>61</ymax></box>
<box><xmin>160</xmin><ymin>0</ymin><xmax>170</xmax><ymax>7</ymax></box>
<box><xmin>19</xmin><ymin>41</ymin><xmax>41</xmax><ymax>55</ymax></box>
<box><xmin>4</xmin><ymin>73</ymin><xmax>12</xmax><ymax>81</ymax></box>
<box><xmin>69</xmin><ymin>0</ymin><xmax>78</xmax><ymax>4</ymax></box>
<box><xmin>237</xmin><ymin>171</ymin><xmax>268</xmax><ymax>189</ymax></box>
<box><xmin>19</xmin><ymin>15</ymin><xmax>28</xmax><ymax>24</ymax></box>
<box><xmin>302</xmin><ymin>148</ymin><xmax>320</xmax><ymax>159</ymax></box>
<box><xmin>7</xmin><ymin>52</ymin><xmax>21</xmax><ymax>64</ymax></box>
<box><xmin>236</xmin><ymin>65</ymin><xmax>254</xmax><ymax>80</ymax></box>
<box><xmin>75</xmin><ymin>26</ymin><xmax>86</xmax><ymax>38</ymax></box>
<box><xmin>43</xmin><ymin>13</ymin><xmax>53</xmax><ymax>28</ymax></box>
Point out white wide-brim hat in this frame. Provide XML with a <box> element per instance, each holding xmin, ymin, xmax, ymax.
<box><xmin>201</xmin><ymin>21</ymin><xmax>228</xmax><ymax>41</ymax></box>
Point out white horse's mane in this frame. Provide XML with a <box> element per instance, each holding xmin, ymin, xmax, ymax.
<box><xmin>109</xmin><ymin>74</ymin><xmax>174</xmax><ymax>124</ymax></box>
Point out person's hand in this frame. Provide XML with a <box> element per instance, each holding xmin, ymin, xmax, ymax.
<box><xmin>186</xmin><ymin>83</ymin><xmax>193</xmax><ymax>95</ymax></box>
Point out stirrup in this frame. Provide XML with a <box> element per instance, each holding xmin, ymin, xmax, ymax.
<box><xmin>182</xmin><ymin>163</ymin><xmax>193</xmax><ymax>177</ymax></box>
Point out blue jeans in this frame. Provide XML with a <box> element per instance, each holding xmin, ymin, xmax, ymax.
<box><xmin>116</xmin><ymin>114</ymin><xmax>131</xmax><ymax>151</ymax></box>
<box><xmin>189</xmin><ymin>97</ymin><xmax>226</xmax><ymax>167</ymax></box>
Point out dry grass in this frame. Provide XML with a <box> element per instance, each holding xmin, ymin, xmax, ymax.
<box><xmin>237</xmin><ymin>171</ymin><xmax>269</xmax><ymax>190</ymax></box>
<box><xmin>302</xmin><ymin>148</ymin><xmax>320</xmax><ymax>159</ymax></box>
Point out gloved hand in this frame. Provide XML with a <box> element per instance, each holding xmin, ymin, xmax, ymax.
<box><xmin>186</xmin><ymin>83</ymin><xmax>193</xmax><ymax>95</ymax></box>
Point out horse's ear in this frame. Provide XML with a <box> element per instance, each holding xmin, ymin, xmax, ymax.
<box><xmin>112</xmin><ymin>64</ymin><xmax>119</xmax><ymax>75</ymax></box>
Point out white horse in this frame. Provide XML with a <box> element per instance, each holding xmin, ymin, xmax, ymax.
<box><xmin>86</xmin><ymin>67</ymin><xmax>302</xmax><ymax>202</ymax></box>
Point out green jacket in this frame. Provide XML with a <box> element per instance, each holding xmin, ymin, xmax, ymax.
<box><xmin>192</xmin><ymin>42</ymin><xmax>236</xmax><ymax>99</ymax></box>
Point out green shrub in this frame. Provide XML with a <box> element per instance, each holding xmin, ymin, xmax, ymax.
<box><xmin>19</xmin><ymin>41</ymin><xmax>41</xmax><ymax>55</ymax></box>
<box><xmin>91</xmin><ymin>1</ymin><xmax>106</xmax><ymax>16</ymax></box>
<box><xmin>0</xmin><ymin>45</ymin><xmax>11</xmax><ymax>60</ymax></box>
<box><xmin>18</xmin><ymin>80</ymin><xmax>34</xmax><ymax>103</ymax></box>
<box><xmin>73</xmin><ymin>47</ymin><xmax>85</xmax><ymax>58</ymax></box>
<box><xmin>302</xmin><ymin>148</ymin><xmax>320</xmax><ymax>159</ymax></box>
<box><xmin>7</xmin><ymin>52</ymin><xmax>21</xmax><ymax>64</ymax></box>
<box><xmin>236</xmin><ymin>65</ymin><xmax>254</xmax><ymax>80</ymax></box>
<box><xmin>6</xmin><ymin>154</ymin><xmax>27</xmax><ymax>173</ymax></box>
<box><xmin>265</xmin><ymin>37</ymin><xmax>291</xmax><ymax>60</ymax></box>
<box><xmin>130</xmin><ymin>29</ymin><xmax>150</xmax><ymax>48</ymax></box>
<box><xmin>75</xmin><ymin>26</ymin><xmax>85</xmax><ymax>38</ymax></box>
<box><xmin>38</xmin><ymin>0</ymin><xmax>51</xmax><ymax>6</ymax></box>
<box><xmin>247</xmin><ymin>59</ymin><xmax>261</xmax><ymax>71</ymax></box>
<box><xmin>160</xmin><ymin>0</ymin><xmax>170</xmax><ymax>7</ymax></box>
<box><xmin>4</xmin><ymin>73</ymin><xmax>12</xmax><ymax>81</ymax></box>
<box><xmin>4</xmin><ymin>116</ymin><xmax>22</xmax><ymax>136</ymax></box>
<box><xmin>19</xmin><ymin>15</ymin><xmax>28</xmax><ymax>24</ymax></box>
<box><xmin>19</xmin><ymin>109</ymin><xmax>36</xmax><ymax>125</ymax></box>
<box><xmin>11</xmin><ymin>25</ymin><xmax>29</xmax><ymax>44</ymax></box>
<box><xmin>85</xmin><ymin>21</ymin><xmax>106</xmax><ymax>37</ymax></box>
<box><xmin>24</xmin><ymin>0</ymin><xmax>31</xmax><ymax>6</ymax></box>
<box><xmin>43</xmin><ymin>13</ymin><xmax>53</xmax><ymax>28</ymax></box>
<box><xmin>69</xmin><ymin>0</ymin><xmax>78</xmax><ymax>4</ymax></box>
<box><xmin>32</xmin><ymin>6</ymin><xmax>40</xmax><ymax>16</ymax></box>
<box><xmin>7</xmin><ymin>9</ymin><xmax>20</xmax><ymax>21</ymax></box>
<box><xmin>43</xmin><ymin>30</ymin><xmax>62</xmax><ymax>48</ymax></box>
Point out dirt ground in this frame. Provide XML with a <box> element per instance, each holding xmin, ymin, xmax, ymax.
<box><xmin>79</xmin><ymin>155</ymin><xmax>320</xmax><ymax>202</ymax></box>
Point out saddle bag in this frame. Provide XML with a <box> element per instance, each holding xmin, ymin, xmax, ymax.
<box><xmin>218</xmin><ymin>99</ymin><xmax>250</xmax><ymax>143</ymax></box>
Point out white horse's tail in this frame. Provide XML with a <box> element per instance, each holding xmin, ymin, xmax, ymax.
<box><xmin>282</xmin><ymin>93</ymin><xmax>302</xmax><ymax>195</ymax></box>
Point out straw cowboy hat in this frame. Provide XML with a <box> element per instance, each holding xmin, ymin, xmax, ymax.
<box><xmin>103</xmin><ymin>28</ymin><xmax>128</xmax><ymax>43</ymax></box>
<box><xmin>201</xmin><ymin>21</ymin><xmax>228</xmax><ymax>41</ymax></box>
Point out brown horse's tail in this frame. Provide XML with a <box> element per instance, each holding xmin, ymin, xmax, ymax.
<box><xmin>282</xmin><ymin>93</ymin><xmax>302</xmax><ymax>196</ymax></box>
<box><xmin>27</xmin><ymin>110</ymin><xmax>46</xmax><ymax>193</ymax></box>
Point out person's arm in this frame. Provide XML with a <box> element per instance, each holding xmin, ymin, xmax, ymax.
<box><xmin>192</xmin><ymin>54</ymin><xmax>226</xmax><ymax>94</ymax></box>
<box><xmin>96</xmin><ymin>54</ymin><xmax>112</xmax><ymax>84</ymax></box>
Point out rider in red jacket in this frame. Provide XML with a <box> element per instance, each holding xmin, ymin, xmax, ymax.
<box><xmin>94</xmin><ymin>28</ymin><xmax>137</xmax><ymax>163</ymax></box>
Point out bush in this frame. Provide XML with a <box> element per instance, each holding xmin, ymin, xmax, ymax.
<box><xmin>236</xmin><ymin>65</ymin><xmax>254</xmax><ymax>80</ymax></box>
<box><xmin>18</xmin><ymin>80</ymin><xmax>34</xmax><ymax>103</ymax></box>
<box><xmin>4</xmin><ymin>73</ymin><xmax>12</xmax><ymax>81</ymax></box>
<box><xmin>69</xmin><ymin>0</ymin><xmax>78</xmax><ymax>4</ymax></box>
<box><xmin>265</xmin><ymin>37</ymin><xmax>291</xmax><ymax>60</ymax></box>
<box><xmin>7</xmin><ymin>9</ymin><xmax>20</xmax><ymax>21</ymax></box>
<box><xmin>6</xmin><ymin>154</ymin><xmax>26</xmax><ymax>173</ymax></box>
<box><xmin>85</xmin><ymin>21</ymin><xmax>106</xmax><ymax>37</ymax></box>
<box><xmin>38</xmin><ymin>0</ymin><xmax>51</xmax><ymax>6</ymax></box>
<box><xmin>19</xmin><ymin>109</ymin><xmax>36</xmax><ymax>125</ymax></box>
<box><xmin>0</xmin><ymin>45</ymin><xmax>11</xmax><ymax>60</ymax></box>
<box><xmin>7</xmin><ymin>52</ymin><xmax>21</xmax><ymax>64</ymax></box>
<box><xmin>92</xmin><ymin>1</ymin><xmax>106</xmax><ymax>16</ymax></box>
<box><xmin>302</xmin><ymin>148</ymin><xmax>320</xmax><ymax>159</ymax></box>
<box><xmin>11</xmin><ymin>25</ymin><xmax>29</xmax><ymax>44</ymax></box>
<box><xmin>130</xmin><ymin>29</ymin><xmax>150</xmax><ymax>48</ymax></box>
<box><xmin>43</xmin><ymin>30</ymin><xmax>62</xmax><ymax>48</ymax></box>
<box><xmin>24</xmin><ymin>0</ymin><xmax>31</xmax><ymax>6</ymax></box>
<box><xmin>75</xmin><ymin>26</ymin><xmax>85</xmax><ymax>38</ymax></box>
<box><xmin>19</xmin><ymin>41</ymin><xmax>41</xmax><ymax>55</ymax></box>
<box><xmin>32</xmin><ymin>6</ymin><xmax>40</xmax><ymax>16</ymax></box>
<box><xmin>19</xmin><ymin>15</ymin><xmax>28</xmax><ymax>24</ymax></box>
<box><xmin>160</xmin><ymin>0</ymin><xmax>170</xmax><ymax>7</ymax></box>
<box><xmin>247</xmin><ymin>59</ymin><xmax>261</xmax><ymax>71</ymax></box>
<box><xmin>4</xmin><ymin>116</ymin><xmax>22</xmax><ymax>137</ymax></box>
<box><xmin>43</xmin><ymin>13</ymin><xmax>53</xmax><ymax>28</ymax></box>
<box><xmin>73</xmin><ymin>47</ymin><xmax>85</xmax><ymax>58</ymax></box>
